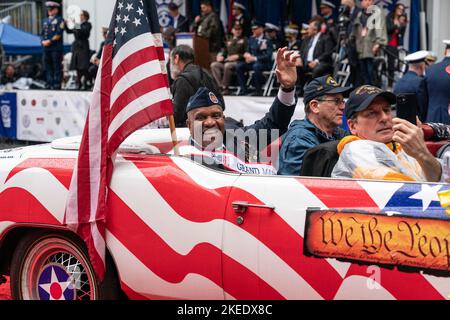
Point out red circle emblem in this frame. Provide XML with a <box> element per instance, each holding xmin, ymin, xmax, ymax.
<box><xmin>446</xmin><ymin>66</ymin><xmax>450</xmax><ymax>75</ymax></box>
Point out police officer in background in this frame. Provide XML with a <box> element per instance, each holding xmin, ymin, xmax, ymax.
<box><xmin>41</xmin><ymin>1</ymin><xmax>65</xmax><ymax>90</ymax></box>
<box><xmin>425</xmin><ymin>40</ymin><xmax>450</xmax><ymax>124</ymax></box>
<box><xmin>393</xmin><ymin>50</ymin><xmax>428</xmax><ymax>122</ymax></box>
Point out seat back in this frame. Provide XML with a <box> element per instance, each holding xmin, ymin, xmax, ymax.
<box><xmin>300</xmin><ymin>141</ymin><xmax>340</xmax><ymax>177</ymax></box>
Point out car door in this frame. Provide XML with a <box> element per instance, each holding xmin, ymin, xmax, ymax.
<box><xmin>223</xmin><ymin>174</ymin><xmax>450</xmax><ymax>300</ymax></box>
<box><xmin>106</xmin><ymin>154</ymin><xmax>237</xmax><ymax>300</ymax></box>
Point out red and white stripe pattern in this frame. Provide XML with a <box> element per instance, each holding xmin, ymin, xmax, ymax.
<box><xmin>65</xmin><ymin>0</ymin><xmax>173</xmax><ymax>279</ymax></box>
<box><xmin>1</xmin><ymin>151</ymin><xmax>448</xmax><ymax>300</ymax></box>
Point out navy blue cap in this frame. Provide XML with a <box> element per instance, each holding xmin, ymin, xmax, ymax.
<box><xmin>345</xmin><ymin>85</ymin><xmax>397</xmax><ymax>119</ymax></box>
<box><xmin>303</xmin><ymin>75</ymin><xmax>351</xmax><ymax>106</ymax></box>
<box><xmin>186</xmin><ymin>87</ymin><xmax>225</xmax><ymax>113</ymax></box>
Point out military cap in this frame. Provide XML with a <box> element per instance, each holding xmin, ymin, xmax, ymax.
<box><xmin>45</xmin><ymin>1</ymin><xmax>60</xmax><ymax>8</ymax></box>
<box><xmin>186</xmin><ymin>87</ymin><xmax>225</xmax><ymax>113</ymax></box>
<box><xmin>404</xmin><ymin>50</ymin><xmax>429</xmax><ymax>64</ymax></box>
<box><xmin>265</xmin><ymin>23</ymin><xmax>280</xmax><ymax>32</ymax></box>
<box><xmin>251</xmin><ymin>21</ymin><xmax>265</xmax><ymax>29</ymax></box>
<box><xmin>320</xmin><ymin>1</ymin><xmax>336</xmax><ymax>9</ymax></box>
<box><xmin>233</xmin><ymin>2</ymin><xmax>246</xmax><ymax>11</ymax></box>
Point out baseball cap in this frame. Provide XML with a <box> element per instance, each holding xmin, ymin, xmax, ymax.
<box><xmin>303</xmin><ymin>75</ymin><xmax>352</xmax><ymax>106</ymax></box>
<box><xmin>345</xmin><ymin>85</ymin><xmax>397</xmax><ymax>119</ymax></box>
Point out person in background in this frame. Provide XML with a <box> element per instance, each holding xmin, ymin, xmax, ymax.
<box><xmin>41</xmin><ymin>1</ymin><xmax>65</xmax><ymax>90</ymax></box>
<box><xmin>278</xmin><ymin>75</ymin><xmax>351</xmax><ymax>176</ymax></box>
<box><xmin>230</xmin><ymin>2</ymin><xmax>250</xmax><ymax>37</ymax></box>
<box><xmin>297</xmin><ymin>16</ymin><xmax>334</xmax><ymax>89</ymax></box>
<box><xmin>88</xmin><ymin>27</ymin><xmax>108</xmax><ymax>81</ymax></box>
<box><xmin>351</xmin><ymin>0</ymin><xmax>388</xmax><ymax>86</ymax></box>
<box><xmin>236</xmin><ymin>21</ymin><xmax>274</xmax><ymax>96</ymax></box>
<box><xmin>168</xmin><ymin>2</ymin><xmax>189</xmax><ymax>33</ymax></box>
<box><xmin>424</xmin><ymin>40</ymin><xmax>450</xmax><ymax>125</ymax></box>
<box><xmin>265</xmin><ymin>23</ymin><xmax>284</xmax><ymax>50</ymax></box>
<box><xmin>393</xmin><ymin>50</ymin><xmax>428</xmax><ymax>122</ymax></box>
<box><xmin>170</xmin><ymin>45</ymin><xmax>223</xmax><ymax>127</ymax></box>
<box><xmin>386</xmin><ymin>3</ymin><xmax>407</xmax><ymax>88</ymax></box>
<box><xmin>211</xmin><ymin>23</ymin><xmax>248</xmax><ymax>95</ymax></box>
<box><xmin>192</xmin><ymin>0</ymin><xmax>224</xmax><ymax>63</ymax></box>
<box><xmin>319</xmin><ymin>0</ymin><xmax>338</xmax><ymax>47</ymax></box>
<box><xmin>0</xmin><ymin>64</ymin><xmax>19</xmax><ymax>85</ymax></box>
<box><xmin>66</xmin><ymin>10</ymin><xmax>92</xmax><ymax>90</ymax></box>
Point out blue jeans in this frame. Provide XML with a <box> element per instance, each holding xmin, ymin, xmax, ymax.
<box><xmin>359</xmin><ymin>58</ymin><xmax>374</xmax><ymax>86</ymax></box>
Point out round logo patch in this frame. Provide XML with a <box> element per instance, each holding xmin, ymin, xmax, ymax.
<box><xmin>31</xmin><ymin>99</ymin><xmax>36</xmax><ymax>107</ymax></box>
<box><xmin>446</xmin><ymin>66</ymin><xmax>450</xmax><ymax>75</ymax></box>
<box><xmin>37</xmin><ymin>264</ymin><xmax>76</xmax><ymax>300</ymax></box>
<box><xmin>21</xmin><ymin>99</ymin><xmax>26</xmax><ymax>106</ymax></box>
<box><xmin>209</xmin><ymin>92</ymin><xmax>219</xmax><ymax>104</ymax></box>
<box><xmin>22</xmin><ymin>115</ymin><xmax>30</xmax><ymax>128</ymax></box>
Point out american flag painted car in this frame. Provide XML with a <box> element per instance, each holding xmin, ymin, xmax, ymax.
<box><xmin>0</xmin><ymin>128</ymin><xmax>448</xmax><ymax>300</ymax></box>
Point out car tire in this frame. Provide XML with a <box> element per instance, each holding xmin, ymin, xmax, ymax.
<box><xmin>10</xmin><ymin>230</ymin><xmax>120</xmax><ymax>300</ymax></box>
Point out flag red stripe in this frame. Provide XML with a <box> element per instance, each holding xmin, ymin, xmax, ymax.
<box><xmin>110</xmin><ymin>73</ymin><xmax>168</xmax><ymax>121</ymax></box>
<box><xmin>108</xmin><ymin>99</ymin><xmax>173</xmax><ymax>154</ymax></box>
<box><xmin>111</xmin><ymin>45</ymin><xmax>164</xmax><ymax>87</ymax></box>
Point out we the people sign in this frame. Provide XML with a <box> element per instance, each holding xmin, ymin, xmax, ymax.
<box><xmin>304</xmin><ymin>210</ymin><xmax>450</xmax><ymax>272</ymax></box>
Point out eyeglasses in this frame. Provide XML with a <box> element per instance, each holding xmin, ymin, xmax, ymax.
<box><xmin>316</xmin><ymin>98</ymin><xmax>345</xmax><ymax>106</ymax></box>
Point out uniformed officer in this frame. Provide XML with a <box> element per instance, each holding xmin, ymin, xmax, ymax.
<box><xmin>41</xmin><ymin>1</ymin><xmax>65</xmax><ymax>89</ymax></box>
<box><xmin>425</xmin><ymin>40</ymin><xmax>450</xmax><ymax>124</ymax></box>
<box><xmin>319</xmin><ymin>0</ymin><xmax>338</xmax><ymax>47</ymax></box>
<box><xmin>393</xmin><ymin>50</ymin><xmax>429</xmax><ymax>122</ymax></box>
<box><xmin>231</xmin><ymin>2</ymin><xmax>250</xmax><ymax>37</ymax></box>
<box><xmin>265</xmin><ymin>23</ymin><xmax>284</xmax><ymax>50</ymax></box>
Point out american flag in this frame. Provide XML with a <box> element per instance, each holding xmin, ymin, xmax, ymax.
<box><xmin>65</xmin><ymin>0</ymin><xmax>173</xmax><ymax>279</ymax></box>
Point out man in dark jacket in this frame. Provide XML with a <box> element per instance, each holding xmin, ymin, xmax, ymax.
<box><xmin>192</xmin><ymin>0</ymin><xmax>224</xmax><ymax>62</ymax></box>
<box><xmin>297</xmin><ymin>17</ymin><xmax>334</xmax><ymax>88</ymax></box>
<box><xmin>168</xmin><ymin>2</ymin><xmax>189</xmax><ymax>33</ymax></box>
<box><xmin>182</xmin><ymin>48</ymin><xmax>300</xmax><ymax>173</ymax></box>
<box><xmin>236</xmin><ymin>21</ymin><xmax>274</xmax><ymax>96</ymax></box>
<box><xmin>66</xmin><ymin>10</ymin><xmax>92</xmax><ymax>90</ymax></box>
<box><xmin>170</xmin><ymin>45</ymin><xmax>223</xmax><ymax>127</ymax></box>
<box><xmin>425</xmin><ymin>40</ymin><xmax>450</xmax><ymax>124</ymax></box>
<box><xmin>393</xmin><ymin>50</ymin><xmax>428</xmax><ymax>122</ymax></box>
<box><xmin>278</xmin><ymin>75</ymin><xmax>351</xmax><ymax>176</ymax></box>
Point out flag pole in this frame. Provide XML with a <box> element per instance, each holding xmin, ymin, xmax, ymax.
<box><xmin>167</xmin><ymin>114</ymin><xmax>179</xmax><ymax>155</ymax></box>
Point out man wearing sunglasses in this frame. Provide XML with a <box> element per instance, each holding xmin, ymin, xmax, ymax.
<box><xmin>278</xmin><ymin>75</ymin><xmax>351</xmax><ymax>175</ymax></box>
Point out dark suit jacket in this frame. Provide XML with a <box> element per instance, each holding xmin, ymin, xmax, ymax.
<box><xmin>300</xmin><ymin>33</ymin><xmax>333</xmax><ymax>66</ymax></box>
<box><xmin>174</xmin><ymin>14</ymin><xmax>189</xmax><ymax>33</ymax></box>
<box><xmin>247</xmin><ymin>36</ymin><xmax>274</xmax><ymax>66</ymax></box>
<box><xmin>425</xmin><ymin>57</ymin><xmax>450</xmax><ymax>124</ymax></box>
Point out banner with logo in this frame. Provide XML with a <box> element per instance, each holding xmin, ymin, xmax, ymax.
<box><xmin>0</xmin><ymin>92</ymin><xmax>17</xmax><ymax>139</ymax></box>
<box><xmin>16</xmin><ymin>91</ymin><xmax>91</xmax><ymax>142</ymax></box>
<box><xmin>156</xmin><ymin>0</ymin><xmax>186</xmax><ymax>29</ymax></box>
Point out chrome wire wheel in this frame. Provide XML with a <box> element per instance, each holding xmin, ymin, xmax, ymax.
<box><xmin>12</xmin><ymin>233</ymin><xmax>99</xmax><ymax>300</ymax></box>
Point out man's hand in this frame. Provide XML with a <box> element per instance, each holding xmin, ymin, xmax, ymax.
<box><xmin>392</xmin><ymin>118</ymin><xmax>442</xmax><ymax>182</ymax></box>
<box><xmin>195</xmin><ymin>16</ymin><xmax>201</xmax><ymax>24</ymax></box>
<box><xmin>308</xmin><ymin>60</ymin><xmax>319</xmax><ymax>69</ymax></box>
<box><xmin>41</xmin><ymin>40</ymin><xmax>51</xmax><ymax>47</ymax></box>
<box><xmin>275</xmin><ymin>47</ymin><xmax>300</xmax><ymax>89</ymax></box>
<box><xmin>245</xmin><ymin>54</ymin><xmax>256</xmax><ymax>64</ymax></box>
<box><xmin>227</xmin><ymin>54</ymin><xmax>239</xmax><ymax>62</ymax></box>
<box><xmin>372</xmin><ymin>44</ymin><xmax>381</xmax><ymax>56</ymax></box>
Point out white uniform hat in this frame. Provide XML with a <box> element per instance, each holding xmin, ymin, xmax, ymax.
<box><xmin>233</xmin><ymin>2</ymin><xmax>246</xmax><ymax>11</ymax></box>
<box><xmin>265</xmin><ymin>23</ymin><xmax>280</xmax><ymax>32</ymax></box>
<box><xmin>404</xmin><ymin>50</ymin><xmax>429</xmax><ymax>63</ymax></box>
<box><xmin>320</xmin><ymin>1</ymin><xmax>336</xmax><ymax>9</ymax></box>
<box><xmin>45</xmin><ymin>1</ymin><xmax>60</xmax><ymax>8</ymax></box>
<box><xmin>284</xmin><ymin>27</ymin><xmax>299</xmax><ymax>35</ymax></box>
<box><xmin>444</xmin><ymin>40</ymin><xmax>450</xmax><ymax>49</ymax></box>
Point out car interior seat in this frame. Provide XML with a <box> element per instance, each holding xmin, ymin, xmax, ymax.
<box><xmin>300</xmin><ymin>140</ymin><xmax>340</xmax><ymax>178</ymax></box>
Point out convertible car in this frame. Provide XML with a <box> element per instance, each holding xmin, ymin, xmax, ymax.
<box><xmin>0</xmin><ymin>128</ymin><xmax>448</xmax><ymax>300</ymax></box>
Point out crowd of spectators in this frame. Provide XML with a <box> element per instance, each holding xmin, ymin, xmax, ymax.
<box><xmin>159</xmin><ymin>0</ymin><xmax>416</xmax><ymax>98</ymax></box>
